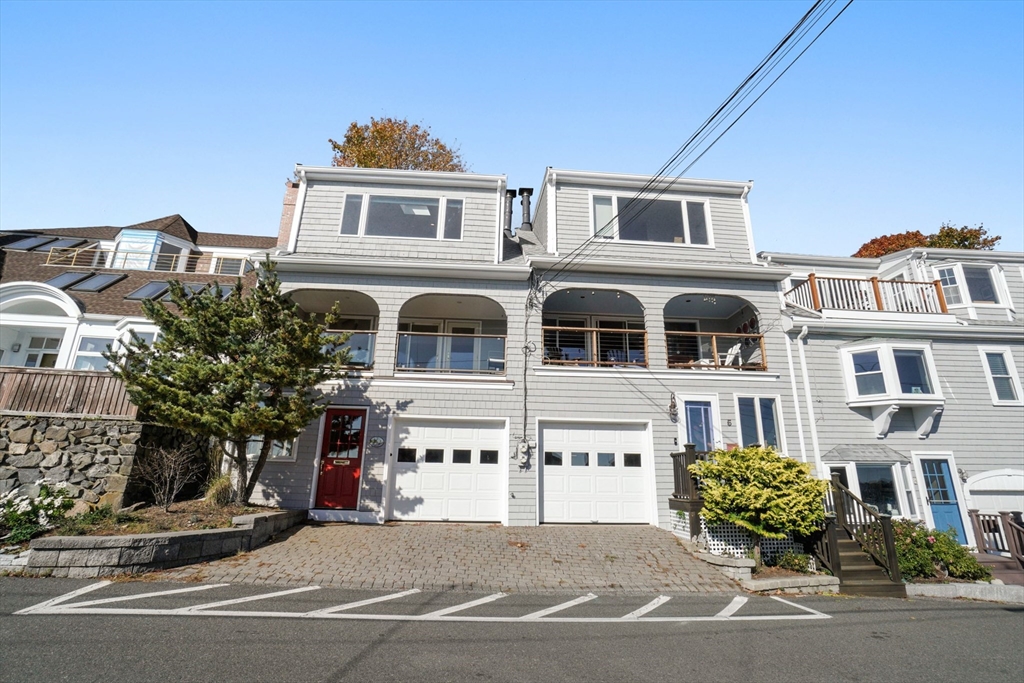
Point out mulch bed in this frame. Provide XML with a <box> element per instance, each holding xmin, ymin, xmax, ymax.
<box><xmin>751</xmin><ymin>566</ymin><xmax>812</xmax><ymax>580</ymax></box>
<box><xmin>46</xmin><ymin>499</ymin><xmax>278</xmax><ymax>538</ymax></box>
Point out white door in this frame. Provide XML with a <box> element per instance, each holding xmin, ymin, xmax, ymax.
<box><xmin>389</xmin><ymin>419</ymin><xmax>505</xmax><ymax>522</ymax></box>
<box><xmin>539</xmin><ymin>422</ymin><xmax>651</xmax><ymax>524</ymax></box>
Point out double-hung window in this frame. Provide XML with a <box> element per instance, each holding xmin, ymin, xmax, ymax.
<box><xmin>339</xmin><ymin>193</ymin><xmax>464</xmax><ymax>240</ymax></box>
<box><xmin>591</xmin><ymin>194</ymin><xmax>711</xmax><ymax>245</ymax></box>
<box><xmin>978</xmin><ymin>346</ymin><xmax>1022</xmax><ymax>405</ymax></box>
<box><xmin>841</xmin><ymin>343</ymin><xmax>942</xmax><ymax>404</ymax></box>
<box><xmin>934</xmin><ymin>264</ymin><xmax>1005</xmax><ymax>309</ymax></box>
<box><xmin>736</xmin><ymin>396</ymin><xmax>782</xmax><ymax>450</ymax></box>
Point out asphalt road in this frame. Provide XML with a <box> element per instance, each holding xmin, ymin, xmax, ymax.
<box><xmin>2</xmin><ymin>577</ymin><xmax>1022</xmax><ymax>683</ymax></box>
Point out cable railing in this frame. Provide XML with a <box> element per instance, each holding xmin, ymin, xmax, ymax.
<box><xmin>396</xmin><ymin>332</ymin><xmax>506</xmax><ymax>375</ymax></box>
<box><xmin>542</xmin><ymin>326</ymin><xmax>648</xmax><ymax>367</ymax></box>
<box><xmin>665</xmin><ymin>331</ymin><xmax>766</xmax><ymax>371</ymax></box>
<box><xmin>784</xmin><ymin>274</ymin><xmax>948</xmax><ymax>314</ymax></box>
<box><xmin>45</xmin><ymin>247</ymin><xmax>249</xmax><ymax>276</ymax></box>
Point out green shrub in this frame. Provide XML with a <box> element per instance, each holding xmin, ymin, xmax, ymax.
<box><xmin>889</xmin><ymin>519</ymin><xmax>991</xmax><ymax>581</ymax></box>
<box><xmin>0</xmin><ymin>482</ymin><xmax>74</xmax><ymax>544</ymax></box>
<box><xmin>766</xmin><ymin>550</ymin><xmax>812</xmax><ymax>574</ymax></box>
<box><xmin>54</xmin><ymin>506</ymin><xmax>138</xmax><ymax>536</ymax></box>
<box><xmin>204</xmin><ymin>475</ymin><xmax>233</xmax><ymax>507</ymax></box>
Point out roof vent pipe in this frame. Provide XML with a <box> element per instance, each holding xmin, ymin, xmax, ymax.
<box><xmin>504</xmin><ymin>189</ymin><xmax>518</xmax><ymax>235</ymax></box>
<box><xmin>518</xmin><ymin>187</ymin><xmax>534</xmax><ymax>232</ymax></box>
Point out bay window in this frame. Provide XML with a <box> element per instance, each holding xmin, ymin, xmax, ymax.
<box><xmin>934</xmin><ymin>264</ymin><xmax>1006</xmax><ymax>308</ymax></box>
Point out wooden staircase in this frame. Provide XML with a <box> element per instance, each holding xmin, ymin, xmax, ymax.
<box><xmin>969</xmin><ymin>510</ymin><xmax>1024</xmax><ymax>587</ymax></box>
<box><xmin>835</xmin><ymin>536</ymin><xmax>907</xmax><ymax>597</ymax></box>
<box><xmin>974</xmin><ymin>553</ymin><xmax>1024</xmax><ymax>586</ymax></box>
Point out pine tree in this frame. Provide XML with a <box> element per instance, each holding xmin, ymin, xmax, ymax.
<box><xmin>107</xmin><ymin>260</ymin><xmax>349</xmax><ymax>503</ymax></box>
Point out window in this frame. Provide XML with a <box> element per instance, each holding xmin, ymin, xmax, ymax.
<box><xmin>855</xmin><ymin>464</ymin><xmax>901</xmax><ymax>515</ymax></box>
<box><xmin>161</xmin><ymin>283</ymin><xmax>206</xmax><ymax>300</ymax></box>
<box><xmin>245</xmin><ymin>436</ymin><xmax>296</xmax><ymax>462</ymax></box>
<box><xmin>623</xmin><ymin>453</ymin><xmax>642</xmax><ymax>468</ymax></box>
<box><xmin>480</xmin><ymin>449</ymin><xmax>499</xmax><ymax>465</ymax></box>
<box><xmin>683</xmin><ymin>400</ymin><xmax>715</xmax><ymax>452</ymax></box>
<box><xmin>597</xmin><ymin>452</ymin><xmax>615</xmax><ymax>467</ymax></box>
<box><xmin>452</xmin><ymin>449</ymin><xmax>472</xmax><ymax>464</ymax></box>
<box><xmin>68</xmin><ymin>273</ymin><xmax>126</xmax><ymax>292</ymax></box>
<box><xmin>34</xmin><ymin>238</ymin><xmax>85</xmax><ymax>253</ymax></box>
<box><xmin>571</xmin><ymin>452</ymin><xmax>589</xmax><ymax>467</ymax></box>
<box><xmin>397</xmin><ymin>448</ymin><xmax>416</xmax><ymax>463</ymax></box>
<box><xmin>424</xmin><ymin>448</ymin><xmax>444</xmax><ymax>464</ymax></box>
<box><xmin>24</xmin><ymin>337</ymin><xmax>61</xmax><ymax>368</ymax></box>
<box><xmin>591</xmin><ymin>194</ymin><xmax>711</xmax><ymax>245</ymax></box>
<box><xmin>73</xmin><ymin>337</ymin><xmax>113</xmax><ymax>371</ymax></box>
<box><xmin>125</xmin><ymin>281</ymin><xmax>170</xmax><ymax>300</ymax></box>
<box><xmin>979</xmin><ymin>347</ymin><xmax>1022</xmax><ymax>405</ymax></box>
<box><xmin>544</xmin><ymin>451</ymin><xmax>563</xmax><ymax>466</ymax></box>
<box><xmin>44</xmin><ymin>272</ymin><xmax>94</xmax><ymax>290</ymax></box>
<box><xmin>934</xmin><ymin>264</ymin><xmax>1005</xmax><ymax>307</ymax></box>
<box><xmin>338</xmin><ymin>194</ymin><xmax>464</xmax><ymax>240</ymax></box>
<box><xmin>214</xmin><ymin>258</ymin><xmax>245</xmax><ymax>276</ymax></box>
<box><xmin>736</xmin><ymin>396</ymin><xmax>781</xmax><ymax>449</ymax></box>
<box><xmin>5</xmin><ymin>235</ymin><xmax>56</xmax><ymax>251</ymax></box>
<box><xmin>842</xmin><ymin>343</ymin><xmax>941</xmax><ymax>404</ymax></box>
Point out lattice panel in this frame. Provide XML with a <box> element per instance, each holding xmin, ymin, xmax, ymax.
<box><xmin>670</xmin><ymin>512</ymin><xmax>691</xmax><ymax>539</ymax></box>
<box><xmin>700</xmin><ymin>518</ymin><xmax>804</xmax><ymax>561</ymax></box>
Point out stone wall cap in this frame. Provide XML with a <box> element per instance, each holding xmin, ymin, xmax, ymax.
<box><xmin>696</xmin><ymin>552</ymin><xmax>756</xmax><ymax>569</ymax></box>
<box><xmin>741</xmin><ymin>575</ymin><xmax>840</xmax><ymax>592</ymax></box>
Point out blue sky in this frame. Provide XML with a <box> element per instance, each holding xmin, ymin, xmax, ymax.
<box><xmin>1</xmin><ymin>1</ymin><xmax>1021</xmax><ymax>256</ymax></box>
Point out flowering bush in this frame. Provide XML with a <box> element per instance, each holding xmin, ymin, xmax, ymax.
<box><xmin>0</xmin><ymin>482</ymin><xmax>75</xmax><ymax>544</ymax></box>
<box><xmin>889</xmin><ymin>519</ymin><xmax>991</xmax><ymax>581</ymax></box>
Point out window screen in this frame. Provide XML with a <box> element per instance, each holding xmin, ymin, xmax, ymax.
<box><xmin>986</xmin><ymin>352</ymin><xmax>1018</xmax><ymax>401</ymax></box>
<box><xmin>686</xmin><ymin>202</ymin><xmax>709</xmax><ymax>245</ymax></box>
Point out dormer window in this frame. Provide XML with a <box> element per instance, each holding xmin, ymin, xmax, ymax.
<box><xmin>934</xmin><ymin>264</ymin><xmax>1006</xmax><ymax>308</ymax></box>
<box><xmin>591</xmin><ymin>194</ymin><xmax>711</xmax><ymax>246</ymax></box>
<box><xmin>339</xmin><ymin>193</ymin><xmax>464</xmax><ymax>240</ymax></box>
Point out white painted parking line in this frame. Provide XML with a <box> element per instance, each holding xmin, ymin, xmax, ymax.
<box><xmin>176</xmin><ymin>586</ymin><xmax>321</xmax><ymax>613</ymax></box>
<box><xmin>54</xmin><ymin>583</ymin><xmax>229</xmax><ymax>609</ymax></box>
<box><xmin>306</xmin><ymin>588</ymin><xmax>421</xmax><ymax>616</ymax></box>
<box><xmin>520</xmin><ymin>593</ymin><xmax>597</xmax><ymax>620</ymax></box>
<box><xmin>13</xmin><ymin>580</ymin><xmax>113</xmax><ymax>614</ymax></box>
<box><xmin>16</xmin><ymin>583</ymin><xmax>831</xmax><ymax>624</ymax></box>
<box><xmin>714</xmin><ymin>596</ymin><xmax>748</xmax><ymax>618</ymax></box>
<box><xmin>420</xmin><ymin>593</ymin><xmax>507</xmax><ymax>618</ymax></box>
<box><xmin>620</xmin><ymin>595</ymin><xmax>671</xmax><ymax>619</ymax></box>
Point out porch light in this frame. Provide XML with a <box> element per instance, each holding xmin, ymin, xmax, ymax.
<box><xmin>668</xmin><ymin>394</ymin><xmax>678</xmax><ymax>423</ymax></box>
<box><xmin>11</xmin><ymin>343</ymin><xmax>20</xmax><ymax>352</ymax></box>
<box><xmin>703</xmin><ymin>296</ymin><xmax>717</xmax><ymax>305</ymax></box>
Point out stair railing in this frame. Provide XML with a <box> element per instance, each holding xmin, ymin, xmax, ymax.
<box><xmin>1003</xmin><ymin>514</ymin><xmax>1024</xmax><ymax>569</ymax></box>
<box><xmin>804</xmin><ymin>514</ymin><xmax>844</xmax><ymax>581</ymax></box>
<box><xmin>829</xmin><ymin>472</ymin><xmax>903</xmax><ymax>583</ymax></box>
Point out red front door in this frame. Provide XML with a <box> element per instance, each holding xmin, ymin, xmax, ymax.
<box><xmin>315</xmin><ymin>409</ymin><xmax>365</xmax><ymax>509</ymax></box>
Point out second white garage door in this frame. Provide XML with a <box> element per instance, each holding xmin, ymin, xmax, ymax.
<box><xmin>539</xmin><ymin>422</ymin><xmax>652</xmax><ymax>524</ymax></box>
<box><xmin>388</xmin><ymin>418</ymin><xmax>506</xmax><ymax>522</ymax></box>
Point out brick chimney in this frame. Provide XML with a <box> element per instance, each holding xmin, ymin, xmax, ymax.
<box><xmin>277</xmin><ymin>180</ymin><xmax>300</xmax><ymax>249</ymax></box>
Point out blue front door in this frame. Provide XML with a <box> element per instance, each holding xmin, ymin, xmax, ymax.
<box><xmin>921</xmin><ymin>459</ymin><xmax>967</xmax><ymax>541</ymax></box>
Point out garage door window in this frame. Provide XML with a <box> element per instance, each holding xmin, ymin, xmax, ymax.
<box><xmin>397</xmin><ymin>448</ymin><xmax>416</xmax><ymax>463</ymax></box>
<box><xmin>624</xmin><ymin>453</ymin><xmax>642</xmax><ymax>467</ymax></box>
<box><xmin>572</xmin><ymin>452</ymin><xmax>589</xmax><ymax>467</ymax></box>
<box><xmin>598</xmin><ymin>452</ymin><xmax>615</xmax><ymax>467</ymax></box>
<box><xmin>545</xmin><ymin>451</ymin><xmax>563</xmax><ymax>466</ymax></box>
<box><xmin>425</xmin><ymin>448</ymin><xmax>444</xmax><ymax>464</ymax></box>
<box><xmin>453</xmin><ymin>449</ymin><xmax>471</xmax><ymax>464</ymax></box>
<box><xmin>480</xmin><ymin>450</ymin><xmax>499</xmax><ymax>465</ymax></box>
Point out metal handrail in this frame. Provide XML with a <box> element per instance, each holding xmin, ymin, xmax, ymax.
<box><xmin>45</xmin><ymin>247</ymin><xmax>248</xmax><ymax>276</ymax></box>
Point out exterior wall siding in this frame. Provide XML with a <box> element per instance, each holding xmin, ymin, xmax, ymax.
<box><xmin>294</xmin><ymin>181</ymin><xmax>499</xmax><ymax>263</ymax></box>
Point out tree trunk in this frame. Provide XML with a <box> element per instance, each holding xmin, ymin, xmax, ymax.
<box><xmin>232</xmin><ymin>439</ymin><xmax>249</xmax><ymax>504</ymax></box>
<box><xmin>244</xmin><ymin>437</ymin><xmax>275</xmax><ymax>504</ymax></box>
<box><xmin>753</xmin><ymin>535</ymin><xmax>763</xmax><ymax>570</ymax></box>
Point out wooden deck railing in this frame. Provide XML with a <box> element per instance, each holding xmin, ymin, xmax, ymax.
<box><xmin>665</xmin><ymin>331</ymin><xmax>767</xmax><ymax>371</ymax></box>
<box><xmin>542</xmin><ymin>326</ymin><xmax>648</xmax><ymax>367</ymax></box>
<box><xmin>784</xmin><ymin>273</ymin><xmax>948</xmax><ymax>314</ymax></box>
<box><xmin>825</xmin><ymin>472</ymin><xmax>903</xmax><ymax>583</ymax></box>
<box><xmin>969</xmin><ymin>509</ymin><xmax>1024</xmax><ymax>568</ymax></box>
<box><xmin>0</xmin><ymin>368</ymin><xmax>137</xmax><ymax>419</ymax></box>
<box><xmin>668</xmin><ymin>444</ymin><xmax>709</xmax><ymax>540</ymax></box>
<box><xmin>46</xmin><ymin>247</ymin><xmax>248</xmax><ymax>276</ymax></box>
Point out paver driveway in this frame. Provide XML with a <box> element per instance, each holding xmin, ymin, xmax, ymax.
<box><xmin>161</xmin><ymin>522</ymin><xmax>736</xmax><ymax>593</ymax></box>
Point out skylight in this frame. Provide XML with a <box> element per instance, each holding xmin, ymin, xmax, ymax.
<box><xmin>125</xmin><ymin>281</ymin><xmax>170</xmax><ymax>301</ymax></box>
<box><xmin>44</xmin><ymin>271</ymin><xmax>95</xmax><ymax>289</ymax></box>
<box><xmin>68</xmin><ymin>273</ymin><xmax>126</xmax><ymax>292</ymax></box>
<box><xmin>5</xmin><ymin>235</ymin><xmax>57</xmax><ymax>251</ymax></box>
<box><xmin>33</xmin><ymin>238</ymin><xmax>87</xmax><ymax>253</ymax></box>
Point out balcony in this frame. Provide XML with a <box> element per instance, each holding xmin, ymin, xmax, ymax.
<box><xmin>666</xmin><ymin>331</ymin><xmax>766</xmax><ymax>371</ymax></box>
<box><xmin>541</xmin><ymin>326</ymin><xmax>647</xmax><ymax>367</ymax></box>
<box><xmin>785</xmin><ymin>274</ymin><xmax>948</xmax><ymax>314</ymax></box>
<box><xmin>326</xmin><ymin>331</ymin><xmax>376</xmax><ymax>369</ymax></box>
<box><xmin>396</xmin><ymin>332</ymin><xmax>506</xmax><ymax>374</ymax></box>
<box><xmin>46</xmin><ymin>247</ymin><xmax>249</xmax><ymax>276</ymax></box>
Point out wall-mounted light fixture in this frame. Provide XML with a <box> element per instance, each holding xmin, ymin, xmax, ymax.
<box><xmin>668</xmin><ymin>394</ymin><xmax>678</xmax><ymax>423</ymax></box>
<box><xmin>11</xmin><ymin>343</ymin><xmax>20</xmax><ymax>353</ymax></box>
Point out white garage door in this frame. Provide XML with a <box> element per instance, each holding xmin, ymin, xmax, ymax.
<box><xmin>540</xmin><ymin>422</ymin><xmax>652</xmax><ymax>524</ymax></box>
<box><xmin>389</xmin><ymin>419</ymin><xmax>505</xmax><ymax>522</ymax></box>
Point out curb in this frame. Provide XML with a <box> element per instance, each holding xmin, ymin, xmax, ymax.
<box><xmin>906</xmin><ymin>582</ymin><xmax>1024</xmax><ymax>604</ymax></box>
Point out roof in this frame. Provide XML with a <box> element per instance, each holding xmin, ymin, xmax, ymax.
<box><xmin>1</xmin><ymin>214</ymin><xmax>275</xmax><ymax>250</ymax></box>
<box><xmin>821</xmin><ymin>444</ymin><xmax>910</xmax><ymax>463</ymax></box>
<box><xmin>195</xmin><ymin>233</ymin><xmax>277</xmax><ymax>249</ymax></box>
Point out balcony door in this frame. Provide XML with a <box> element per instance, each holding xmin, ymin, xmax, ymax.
<box><xmin>400</xmin><ymin>321</ymin><xmax>442</xmax><ymax>370</ymax></box>
<box><xmin>445</xmin><ymin>321</ymin><xmax>480</xmax><ymax>372</ymax></box>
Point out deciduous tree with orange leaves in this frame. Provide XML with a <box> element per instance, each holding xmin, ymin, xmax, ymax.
<box><xmin>329</xmin><ymin>117</ymin><xmax>466</xmax><ymax>172</ymax></box>
<box><xmin>853</xmin><ymin>223</ymin><xmax>1000</xmax><ymax>258</ymax></box>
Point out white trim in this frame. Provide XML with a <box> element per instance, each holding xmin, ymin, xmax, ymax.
<box><xmin>531</xmin><ymin>366</ymin><xmax>781</xmax><ymax>382</ymax></box>
<box><xmin>274</xmin><ymin>256</ymin><xmax>532</xmax><ymax>281</ymax></box>
<box><xmin>527</xmin><ymin>255</ymin><xmax>790</xmax><ymax>281</ymax></box>
<box><xmin>295</xmin><ymin>165</ymin><xmax>506</xmax><ymax>189</ymax></box>
<box><xmin>910</xmin><ymin>451</ymin><xmax>976</xmax><ymax>547</ymax></box>
<box><xmin>675</xmin><ymin>393</ymin><xmax>725</xmax><ymax>451</ymax></box>
<box><xmin>977</xmin><ymin>345</ymin><xmax>1023</xmax><ymax>406</ymax></box>
<box><xmin>376</xmin><ymin>377</ymin><xmax>516</xmax><ymax>389</ymax></box>
<box><xmin>547</xmin><ymin>167</ymin><xmax>752</xmax><ymax>197</ymax></box>
<box><xmin>741</xmin><ymin>184</ymin><xmax>757</xmax><ymax>264</ymax></box>
<box><xmin>781</xmin><ymin>316</ymin><xmax>1022</xmax><ymax>341</ymax></box>
<box><xmin>287</xmin><ymin>170</ymin><xmax>307</xmax><ymax>254</ymax></box>
<box><xmin>794</xmin><ymin>329</ymin><xmax>823</xmax><ymax>476</ymax></box>
<box><xmin>585</xmin><ymin>190</ymin><xmax>715</xmax><ymax>248</ymax></box>
<box><xmin>0</xmin><ymin>281</ymin><xmax>84</xmax><ymax>319</ymax></box>
<box><xmin>547</xmin><ymin>170</ymin><xmax>558</xmax><ymax>256</ymax></box>
<box><xmin>839</xmin><ymin>341</ymin><xmax>945</xmax><ymax>405</ymax></box>
<box><xmin>783</xmin><ymin>334</ymin><xmax>808</xmax><ymax>463</ymax></box>
<box><xmin>732</xmin><ymin>394</ymin><xmax>788</xmax><ymax>455</ymax></box>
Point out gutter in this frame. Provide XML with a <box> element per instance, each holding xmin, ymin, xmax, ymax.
<box><xmin>295</xmin><ymin>165</ymin><xmax>505</xmax><ymax>190</ymax></box>
<box><xmin>272</xmin><ymin>255</ymin><xmax>532</xmax><ymax>281</ymax></box>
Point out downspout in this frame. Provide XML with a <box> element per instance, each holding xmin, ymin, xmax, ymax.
<box><xmin>795</xmin><ymin>326</ymin><xmax>823</xmax><ymax>477</ymax></box>
<box><xmin>784</xmin><ymin>328</ymin><xmax>808</xmax><ymax>464</ymax></box>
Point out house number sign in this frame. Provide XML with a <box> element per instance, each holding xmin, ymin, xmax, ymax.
<box><xmin>367</xmin><ymin>437</ymin><xmax>384</xmax><ymax>448</ymax></box>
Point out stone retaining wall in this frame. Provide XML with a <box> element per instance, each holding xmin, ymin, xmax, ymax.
<box><xmin>21</xmin><ymin>509</ymin><xmax>305</xmax><ymax>579</ymax></box>
<box><xmin>0</xmin><ymin>415</ymin><xmax>205</xmax><ymax>509</ymax></box>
